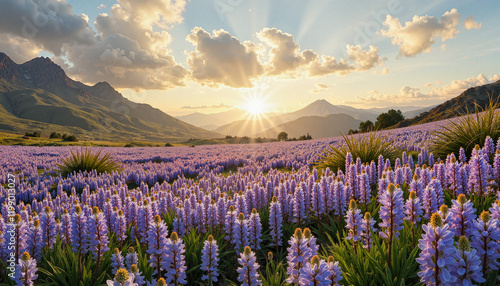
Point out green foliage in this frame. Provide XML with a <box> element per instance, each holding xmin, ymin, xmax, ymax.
<box><xmin>25</xmin><ymin>131</ymin><xmax>41</xmax><ymax>137</ymax></box>
<box><xmin>57</xmin><ymin>147</ymin><xmax>121</xmax><ymax>176</ymax></box>
<box><xmin>165</xmin><ymin>143</ymin><xmax>173</xmax><ymax>147</ymax></box>
<box><xmin>375</xmin><ymin>109</ymin><xmax>404</xmax><ymax>129</ymax></box>
<box><xmin>315</xmin><ymin>131</ymin><xmax>402</xmax><ymax>172</ymax></box>
<box><xmin>430</xmin><ymin>100</ymin><xmax>500</xmax><ymax>159</ymax></box>
<box><xmin>64</xmin><ymin>135</ymin><xmax>78</xmax><ymax>142</ymax></box>
<box><xmin>298</xmin><ymin>133</ymin><xmax>312</xmax><ymax>140</ymax></box>
<box><xmin>359</xmin><ymin>120</ymin><xmax>374</xmax><ymax>132</ymax></box>
<box><xmin>50</xmin><ymin>132</ymin><xmax>62</xmax><ymax>139</ymax></box>
<box><xmin>277</xmin><ymin>132</ymin><xmax>288</xmax><ymax>141</ymax></box>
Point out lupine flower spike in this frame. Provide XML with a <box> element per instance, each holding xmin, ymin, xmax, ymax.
<box><xmin>237</xmin><ymin>246</ymin><xmax>261</xmax><ymax>286</ymax></box>
<box><xmin>326</xmin><ymin>256</ymin><xmax>343</xmax><ymax>286</ymax></box>
<box><xmin>201</xmin><ymin>235</ymin><xmax>219</xmax><ymax>284</ymax></box>
<box><xmin>299</xmin><ymin>255</ymin><xmax>332</xmax><ymax>286</ymax></box>
<box><xmin>14</xmin><ymin>252</ymin><xmax>38</xmax><ymax>286</ymax></box>
<box><xmin>286</xmin><ymin>228</ymin><xmax>311</xmax><ymax>284</ymax></box>
<box><xmin>345</xmin><ymin>199</ymin><xmax>363</xmax><ymax>254</ymax></box>
<box><xmin>451</xmin><ymin>236</ymin><xmax>485</xmax><ymax>285</ymax></box>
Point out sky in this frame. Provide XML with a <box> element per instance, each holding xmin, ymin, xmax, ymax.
<box><xmin>0</xmin><ymin>0</ymin><xmax>499</xmax><ymax>116</ymax></box>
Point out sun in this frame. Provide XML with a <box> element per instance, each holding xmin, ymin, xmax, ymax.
<box><xmin>243</xmin><ymin>95</ymin><xmax>267</xmax><ymax>116</ymax></box>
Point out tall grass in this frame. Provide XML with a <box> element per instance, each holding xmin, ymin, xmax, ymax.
<box><xmin>315</xmin><ymin>131</ymin><xmax>402</xmax><ymax>172</ymax></box>
<box><xmin>58</xmin><ymin>147</ymin><xmax>121</xmax><ymax>176</ymax></box>
<box><xmin>430</xmin><ymin>100</ymin><xmax>500</xmax><ymax>159</ymax></box>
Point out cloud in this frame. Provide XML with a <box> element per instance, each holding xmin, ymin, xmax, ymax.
<box><xmin>381</xmin><ymin>9</ymin><xmax>461</xmax><ymax>57</ymax></box>
<box><xmin>311</xmin><ymin>83</ymin><xmax>329</xmax><ymax>93</ymax></box>
<box><xmin>181</xmin><ymin>103</ymin><xmax>233</xmax><ymax>109</ymax></box>
<box><xmin>0</xmin><ymin>0</ymin><xmax>95</xmax><ymax>55</ymax></box>
<box><xmin>61</xmin><ymin>0</ymin><xmax>189</xmax><ymax>89</ymax></box>
<box><xmin>0</xmin><ymin>33</ymin><xmax>42</xmax><ymax>63</ymax></box>
<box><xmin>97</xmin><ymin>4</ymin><xmax>107</xmax><ymax>10</ymax></box>
<box><xmin>346</xmin><ymin>73</ymin><xmax>500</xmax><ymax>105</ymax></box>
<box><xmin>346</xmin><ymin>45</ymin><xmax>384</xmax><ymax>70</ymax></box>
<box><xmin>186</xmin><ymin>27</ymin><xmax>265</xmax><ymax>88</ymax></box>
<box><xmin>463</xmin><ymin>16</ymin><xmax>481</xmax><ymax>30</ymax></box>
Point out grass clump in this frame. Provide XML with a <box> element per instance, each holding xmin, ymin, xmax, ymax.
<box><xmin>58</xmin><ymin>147</ymin><xmax>121</xmax><ymax>176</ymax></box>
<box><xmin>315</xmin><ymin>131</ymin><xmax>402</xmax><ymax>172</ymax></box>
<box><xmin>430</xmin><ymin>100</ymin><xmax>500</xmax><ymax>159</ymax></box>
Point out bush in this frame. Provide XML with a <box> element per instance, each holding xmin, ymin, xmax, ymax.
<box><xmin>430</xmin><ymin>100</ymin><xmax>500</xmax><ymax>159</ymax></box>
<box><xmin>277</xmin><ymin>131</ymin><xmax>288</xmax><ymax>141</ymax></box>
<box><xmin>315</xmin><ymin>131</ymin><xmax>402</xmax><ymax>172</ymax></box>
<box><xmin>62</xmin><ymin>134</ymin><xmax>68</xmax><ymax>140</ymax></box>
<box><xmin>375</xmin><ymin>109</ymin><xmax>404</xmax><ymax>129</ymax></box>
<box><xmin>57</xmin><ymin>147</ymin><xmax>121</xmax><ymax>176</ymax></box>
<box><xmin>165</xmin><ymin>143</ymin><xmax>173</xmax><ymax>147</ymax></box>
<box><xmin>25</xmin><ymin>131</ymin><xmax>41</xmax><ymax>137</ymax></box>
<box><xmin>64</xmin><ymin>135</ymin><xmax>78</xmax><ymax>142</ymax></box>
<box><xmin>50</xmin><ymin>132</ymin><xmax>62</xmax><ymax>139</ymax></box>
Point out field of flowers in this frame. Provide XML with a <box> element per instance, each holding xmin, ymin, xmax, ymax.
<box><xmin>1</xmin><ymin>119</ymin><xmax>500</xmax><ymax>286</ymax></box>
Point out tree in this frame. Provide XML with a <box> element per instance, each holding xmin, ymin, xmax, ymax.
<box><xmin>277</xmin><ymin>132</ymin><xmax>288</xmax><ymax>141</ymax></box>
<box><xmin>64</xmin><ymin>135</ymin><xmax>78</xmax><ymax>142</ymax></box>
<box><xmin>375</xmin><ymin>109</ymin><xmax>404</xmax><ymax>129</ymax></box>
<box><xmin>359</xmin><ymin>120</ymin><xmax>374</xmax><ymax>132</ymax></box>
<box><xmin>50</xmin><ymin>132</ymin><xmax>62</xmax><ymax>139</ymax></box>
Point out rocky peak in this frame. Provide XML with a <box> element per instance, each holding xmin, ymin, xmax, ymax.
<box><xmin>20</xmin><ymin>56</ymin><xmax>76</xmax><ymax>89</ymax></box>
<box><xmin>0</xmin><ymin>52</ymin><xmax>20</xmax><ymax>81</ymax></box>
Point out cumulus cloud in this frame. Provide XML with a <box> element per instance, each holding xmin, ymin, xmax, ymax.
<box><xmin>63</xmin><ymin>0</ymin><xmax>188</xmax><ymax>89</ymax></box>
<box><xmin>346</xmin><ymin>73</ymin><xmax>500</xmax><ymax>105</ymax></box>
<box><xmin>381</xmin><ymin>9</ymin><xmax>461</xmax><ymax>57</ymax></box>
<box><xmin>346</xmin><ymin>45</ymin><xmax>384</xmax><ymax>70</ymax></box>
<box><xmin>463</xmin><ymin>16</ymin><xmax>481</xmax><ymax>30</ymax></box>
<box><xmin>186</xmin><ymin>27</ymin><xmax>265</xmax><ymax>88</ymax></box>
<box><xmin>311</xmin><ymin>83</ymin><xmax>329</xmax><ymax>93</ymax></box>
<box><xmin>0</xmin><ymin>34</ymin><xmax>42</xmax><ymax>63</ymax></box>
<box><xmin>0</xmin><ymin>0</ymin><xmax>95</xmax><ymax>55</ymax></box>
<box><xmin>97</xmin><ymin>4</ymin><xmax>107</xmax><ymax>10</ymax></box>
<box><xmin>181</xmin><ymin>103</ymin><xmax>233</xmax><ymax>109</ymax></box>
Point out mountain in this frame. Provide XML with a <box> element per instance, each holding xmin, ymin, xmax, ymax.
<box><xmin>403</xmin><ymin>105</ymin><xmax>437</xmax><ymax>119</ymax></box>
<box><xmin>213</xmin><ymin>99</ymin><xmax>376</xmax><ymax>137</ymax></box>
<box><xmin>394</xmin><ymin>80</ymin><xmax>500</xmax><ymax>128</ymax></box>
<box><xmin>275</xmin><ymin>99</ymin><xmax>377</xmax><ymax>122</ymax></box>
<box><xmin>176</xmin><ymin>108</ymin><xmax>248</xmax><ymax>129</ymax></box>
<box><xmin>256</xmin><ymin>114</ymin><xmax>361</xmax><ymax>139</ymax></box>
<box><xmin>0</xmin><ymin>52</ymin><xmax>219</xmax><ymax>141</ymax></box>
<box><xmin>176</xmin><ymin>112</ymin><xmax>228</xmax><ymax>129</ymax></box>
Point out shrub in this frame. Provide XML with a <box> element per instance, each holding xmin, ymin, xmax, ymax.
<box><xmin>430</xmin><ymin>100</ymin><xmax>500</xmax><ymax>159</ymax></box>
<box><xmin>57</xmin><ymin>147</ymin><xmax>121</xmax><ymax>176</ymax></box>
<box><xmin>64</xmin><ymin>135</ymin><xmax>78</xmax><ymax>142</ymax></box>
<box><xmin>165</xmin><ymin>143</ymin><xmax>173</xmax><ymax>147</ymax></box>
<box><xmin>277</xmin><ymin>132</ymin><xmax>288</xmax><ymax>141</ymax></box>
<box><xmin>50</xmin><ymin>132</ymin><xmax>62</xmax><ymax>139</ymax></box>
<box><xmin>315</xmin><ymin>131</ymin><xmax>402</xmax><ymax>172</ymax></box>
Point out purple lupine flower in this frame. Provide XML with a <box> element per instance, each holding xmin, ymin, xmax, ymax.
<box><xmin>451</xmin><ymin>236</ymin><xmax>485</xmax><ymax>285</ymax></box>
<box><xmin>233</xmin><ymin>213</ymin><xmax>249</xmax><ymax>252</ymax></box>
<box><xmin>137</xmin><ymin>200</ymin><xmax>153</xmax><ymax>245</ymax></box>
<box><xmin>438</xmin><ymin>205</ymin><xmax>450</xmax><ymax>225</ymax></box>
<box><xmin>130</xmin><ymin>264</ymin><xmax>145</xmax><ymax>286</ymax></box>
<box><xmin>493</xmin><ymin>150</ymin><xmax>500</xmax><ymax>190</ymax></box>
<box><xmin>115</xmin><ymin>210</ymin><xmax>127</xmax><ymax>244</ymax></box>
<box><xmin>311</xmin><ymin>182</ymin><xmax>325</xmax><ymax>219</ymax></box>
<box><xmin>88</xmin><ymin>207</ymin><xmax>110</xmax><ymax>261</ymax></box>
<box><xmin>377</xmin><ymin>174</ymin><xmax>389</xmax><ymax>198</ymax></box>
<box><xmin>377</xmin><ymin>155</ymin><xmax>384</xmax><ymax>179</ymax></box>
<box><xmin>269</xmin><ymin>196</ymin><xmax>283</xmax><ymax>250</ymax></box>
<box><xmin>147</xmin><ymin>215</ymin><xmax>169</xmax><ymax>279</ymax></box>
<box><xmin>27</xmin><ymin>219</ymin><xmax>43</xmax><ymax>261</ymax></box>
<box><xmin>345</xmin><ymin>200</ymin><xmax>363</xmax><ymax>246</ymax></box>
<box><xmin>172</xmin><ymin>204</ymin><xmax>186</xmax><ymax>238</ymax></box>
<box><xmin>224</xmin><ymin>205</ymin><xmax>238</xmax><ymax>244</ymax></box>
<box><xmin>470</xmin><ymin>211</ymin><xmax>500</xmax><ymax>277</ymax></box>
<box><xmin>237</xmin><ymin>246</ymin><xmax>261</xmax><ymax>286</ymax></box>
<box><xmin>40</xmin><ymin>206</ymin><xmax>57</xmax><ymax>250</ymax></box>
<box><xmin>447</xmin><ymin>156</ymin><xmax>464</xmax><ymax>197</ymax></box>
<box><xmin>332</xmin><ymin>178</ymin><xmax>346</xmax><ymax>217</ymax></box>
<box><xmin>70</xmin><ymin>206</ymin><xmax>89</xmax><ymax>254</ymax></box>
<box><xmin>404</xmin><ymin>191</ymin><xmax>423</xmax><ymax>226</ymax></box>
<box><xmin>422</xmin><ymin>185</ymin><xmax>439</xmax><ymax>219</ymax></box>
<box><xmin>468</xmin><ymin>145</ymin><xmax>489</xmax><ymax>199</ymax></box>
<box><xmin>347</xmin><ymin>164</ymin><xmax>358</xmax><ymax>200</ymax></box>
<box><xmin>491</xmin><ymin>199</ymin><xmax>500</xmax><ymax>220</ymax></box>
<box><xmin>303</xmin><ymin>228</ymin><xmax>319</xmax><ymax>258</ymax></box>
<box><xmin>484</xmin><ymin>136</ymin><xmax>495</xmax><ymax>158</ymax></box>
<box><xmin>416</xmin><ymin>213</ymin><xmax>455</xmax><ymax>285</ymax></box>
<box><xmin>111</xmin><ymin>248</ymin><xmax>125</xmax><ymax>275</ymax></box>
<box><xmin>162</xmin><ymin>232</ymin><xmax>187</xmax><ymax>285</ymax></box>
<box><xmin>201</xmin><ymin>235</ymin><xmax>219</xmax><ymax>283</ymax></box>
<box><xmin>409</xmin><ymin>174</ymin><xmax>424</xmax><ymax>199</ymax></box>
<box><xmin>448</xmin><ymin>194</ymin><xmax>476</xmax><ymax>238</ymax></box>
<box><xmin>378</xmin><ymin>183</ymin><xmax>404</xmax><ymax>268</ymax></box>
<box><xmin>206</xmin><ymin>200</ymin><xmax>217</xmax><ymax>232</ymax></box>
<box><xmin>194</xmin><ymin>200</ymin><xmax>206</xmax><ymax>234</ymax></box>
<box><xmin>60</xmin><ymin>209</ymin><xmax>72</xmax><ymax>246</ymax></box>
<box><xmin>14</xmin><ymin>252</ymin><xmax>38</xmax><ymax>286</ymax></box>
<box><xmin>345</xmin><ymin>152</ymin><xmax>353</xmax><ymax>173</ymax></box>
<box><xmin>248</xmin><ymin>209</ymin><xmax>262</xmax><ymax>250</ymax></box>
<box><xmin>125</xmin><ymin>247</ymin><xmax>139</xmax><ymax>270</ymax></box>
<box><xmin>293</xmin><ymin>187</ymin><xmax>307</xmax><ymax>225</ymax></box>
<box><xmin>361</xmin><ymin>212</ymin><xmax>377</xmax><ymax>251</ymax></box>
<box><xmin>298</xmin><ymin>256</ymin><xmax>332</xmax><ymax>286</ymax></box>
<box><xmin>358</xmin><ymin>171</ymin><xmax>371</xmax><ymax>207</ymax></box>
<box><xmin>459</xmin><ymin>147</ymin><xmax>467</xmax><ymax>163</ymax></box>
<box><xmin>326</xmin><ymin>256</ymin><xmax>343</xmax><ymax>286</ymax></box>
<box><xmin>286</xmin><ymin>228</ymin><xmax>312</xmax><ymax>284</ymax></box>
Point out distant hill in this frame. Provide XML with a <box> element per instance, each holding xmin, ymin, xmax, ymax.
<box><xmin>403</xmin><ymin>105</ymin><xmax>437</xmax><ymax>119</ymax></box>
<box><xmin>176</xmin><ymin>108</ymin><xmax>248</xmax><ymax>129</ymax></box>
<box><xmin>394</xmin><ymin>80</ymin><xmax>500</xmax><ymax>128</ymax></box>
<box><xmin>0</xmin><ymin>52</ymin><xmax>219</xmax><ymax>141</ymax></box>
<box><xmin>256</xmin><ymin>114</ymin><xmax>361</xmax><ymax>139</ymax></box>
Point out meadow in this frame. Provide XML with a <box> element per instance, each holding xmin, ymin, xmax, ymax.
<box><xmin>1</xmin><ymin>116</ymin><xmax>500</xmax><ymax>286</ymax></box>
